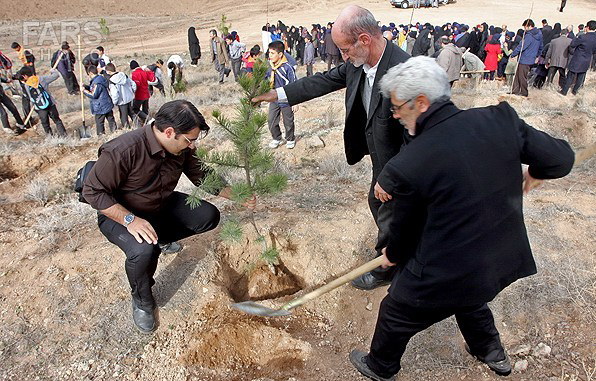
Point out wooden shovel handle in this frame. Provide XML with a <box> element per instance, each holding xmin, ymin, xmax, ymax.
<box><xmin>281</xmin><ymin>255</ymin><xmax>386</xmax><ymax>311</ymax></box>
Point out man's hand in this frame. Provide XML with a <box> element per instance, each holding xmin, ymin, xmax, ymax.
<box><xmin>374</xmin><ymin>182</ymin><xmax>392</xmax><ymax>203</ymax></box>
<box><xmin>523</xmin><ymin>169</ymin><xmax>543</xmax><ymax>194</ymax></box>
<box><xmin>380</xmin><ymin>248</ymin><xmax>397</xmax><ymax>269</ymax></box>
<box><xmin>252</xmin><ymin>89</ymin><xmax>278</xmax><ymax>104</ymax></box>
<box><xmin>127</xmin><ymin>217</ymin><xmax>158</xmax><ymax>245</ymax></box>
<box><xmin>219</xmin><ymin>187</ymin><xmax>257</xmax><ymax>210</ymax></box>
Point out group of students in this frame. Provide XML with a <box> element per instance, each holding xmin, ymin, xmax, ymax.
<box><xmin>0</xmin><ymin>38</ymin><xmax>191</xmax><ymax>137</ymax></box>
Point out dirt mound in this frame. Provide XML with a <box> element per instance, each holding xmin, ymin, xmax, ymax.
<box><xmin>182</xmin><ymin>304</ymin><xmax>311</xmax><ymax>373</ymax></box>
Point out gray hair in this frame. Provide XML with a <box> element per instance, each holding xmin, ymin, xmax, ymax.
<box><xmin>379</xmin><ymin>56</ymin><xmax>451</xmax><ymax>103</ymax></box>
<box><xmin>339</xmin><ymin>6</ymin><xmax>382</xmax><ymax>43</ymax></box>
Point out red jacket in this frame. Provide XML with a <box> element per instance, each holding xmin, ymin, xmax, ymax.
<box><xmin>484</xmin><ymin>43</ymin><xmax>502</xmax><ymax>71</ymax></box>
<box><xmin>131</xmin><ymin>67</ymin><xmax>155</xmax><ymax>101</ymax></box>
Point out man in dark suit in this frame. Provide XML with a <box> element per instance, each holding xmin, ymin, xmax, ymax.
<box><xmin>253</xmin><ymin>5</ymin><xmax>410</xmax><ymax>290</ymax></box>
<box><xmin>348</xmin><ymin>56</ymin><xmax>575</xmax><ymax>381</ymax></box>
<box><xmin>561</xmin><ymin>20</ymin><xmax>596</xmax><ymax>95</ymax></box>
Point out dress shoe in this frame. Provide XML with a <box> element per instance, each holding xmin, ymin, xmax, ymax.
<box><xmin>349</xmin><ymin>350</ymin><xmax>396</xmax><ymax>381</ymax></box>
<box><xmin>159</xmin><ymin>241</ymin><xmax>182</xmax><ymax>254</ymax></box>
<box><xmin>132</xmin><ymin>300</ymin><xmax>156</xmax><ymax>334</ymax></box>
<box><xmin>465</xmin><ymin>344</ymin><xmax>512</xmax><ymax>376</ymax></box>
<box><xmin>351</xmin><ymin>271</ymin><xmax>391</xmax><ymax>290</ymax></box>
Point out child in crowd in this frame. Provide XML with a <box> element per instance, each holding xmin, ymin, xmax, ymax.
<box><xmin>303</xmin><ymin>35</ymin><xmax>315</xmax><ymax>77</ymax></box>
<box><xmin>18</xmin><ymin>66</ymin><xmax>66</xmax><ymax>136</ymax></box>
<box><xmin>266</xmin><ymin>40</ymin><xmax>297</xmax><ymax>149</ymax></box>
<box><xmin>105</xmin><ymin>63</ymin><xmax>137</xmax><ymax>129</ymax></box>
<box><xmin>82</xmin><ymin>65</ymin><xmax>117</xmax><ymax>135</ymax></box>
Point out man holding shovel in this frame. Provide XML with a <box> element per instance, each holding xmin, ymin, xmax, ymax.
<box><xmin>348</xmin><ymin>57</ymin><xmax>574</xmax><ymax>380</ymax></box>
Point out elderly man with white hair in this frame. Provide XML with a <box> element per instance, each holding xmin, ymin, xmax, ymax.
<box><xmin>348</xmin><ymin>56</ymin><xmax>575</xmax><ymax>381</ymax></box>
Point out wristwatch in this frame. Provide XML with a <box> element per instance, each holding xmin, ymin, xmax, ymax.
<box><xmin>123</xmin><ymin>213</ymin><xmax>135</xmax><ymax>227</ymax></box>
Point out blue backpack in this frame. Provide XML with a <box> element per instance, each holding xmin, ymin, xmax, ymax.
<box><xmin>28</xmin><ymin>82</ymin><xmax>52</xmax><ymax>110</ymax></box>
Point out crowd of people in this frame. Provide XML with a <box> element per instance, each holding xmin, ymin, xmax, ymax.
<box><xmin>1</xmin><ymin>15</ymin><xmax>594</xmax><ymax>141</ymax></box>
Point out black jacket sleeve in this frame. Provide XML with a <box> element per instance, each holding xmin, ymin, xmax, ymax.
<box><xmin>510</xmin><ymin>103</ymin><xmax>575</xmax><ymax>179</ymax></box>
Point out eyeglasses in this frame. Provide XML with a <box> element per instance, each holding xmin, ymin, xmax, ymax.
<box><xmin>181</xmin><ymin>130</ymin><xmax>208</xmax><ymax>146</ymax></box>
<box><xmin>390</xmin><ymin>98</ymin><xmax>414</xmax><ymax>114</ymax></box>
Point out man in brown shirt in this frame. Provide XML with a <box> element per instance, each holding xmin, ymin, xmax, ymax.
<box><xmin>83</xmin><ymin>100</ymin><xmax>234</xmax><ymax>334</ymax></box>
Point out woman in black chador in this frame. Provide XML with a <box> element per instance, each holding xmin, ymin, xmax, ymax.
<box><xmin>188</xmin><ymin>27</ymin><xmax>202</xmax><ymax>66</ymax></box>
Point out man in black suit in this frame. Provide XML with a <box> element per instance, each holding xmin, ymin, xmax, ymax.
<box><xmin>348</xmin><ymin>56</ymin><xmax>575</xmax><ymax>381</ymax></box>
<box><xmin>253</xmin><ymin>5</ymin><xmax>411</xmax><ymax>290</ymax></box>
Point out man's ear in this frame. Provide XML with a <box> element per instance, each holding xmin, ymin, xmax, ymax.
<box><xmin>164</xmin><ymin>127</ymin><xmax>175</xmax><ymax>138</ymax></box>
<box><xmin>417</xmin><ymin>95</ymin><xmax>432</xmax><ymax>113</ymax></box>
<box><xmin>359</xmin><ymin>33</ymin><xmax>372</xmax><ymax>46</ymax></box>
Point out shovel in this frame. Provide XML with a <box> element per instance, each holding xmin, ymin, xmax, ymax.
<box><xmin>232</xmin><ymin>256</ymin><xmax>386</xmax><ymax>317</ymax></box>
<box><xmin>77</xmin><ymin>34</ymin><xmax>91</xmax><ymax>140</ymax></box>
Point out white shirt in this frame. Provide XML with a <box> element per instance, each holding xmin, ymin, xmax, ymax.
<box><xmin>166</xmin><ymin>54</ymin><xmax>184</xmax><ymax>79</ymax></box>
<box><xmin>361</xmin><ymin>40</ymin><xmax>387</xmax><ymax>116</ymax></box>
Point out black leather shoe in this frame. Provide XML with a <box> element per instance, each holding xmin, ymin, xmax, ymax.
<box><xmin>351</xmin><ymin>272</ymin><xmax>391</xmax><ymax>290</ymax></box>
<box><xmin>132</xmin><ymin>300</ymin><xmax>156</xmax><ymax>334</ymax></box>
<box><xmin>349</xmin><ymin>350</ymin><xmax>396</xmax><ymax>381</ymax></box>
<box><xmin>465</xmin><ymin>344</ymin><xmax>512</xmax><ymax>376</ymax></box>
<box><xmin>159</xmin><ymin>241</ymin><xmax>182</xmax><ymax>255</ymax></box>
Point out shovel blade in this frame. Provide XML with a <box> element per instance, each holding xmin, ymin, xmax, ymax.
<box><xmin>231</xmin><ymin>301</ymin><xmax>291</xmax><ymax>317</ymax></box>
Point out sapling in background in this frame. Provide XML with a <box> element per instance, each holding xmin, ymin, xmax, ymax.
<box><xmin>188</xmin><ymin>59</ymin><xmax>287</xmax><ymax>270</ymax></box>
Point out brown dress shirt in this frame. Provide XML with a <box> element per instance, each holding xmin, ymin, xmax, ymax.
<box><xmin>83</xmin><ymin>124</ymin><xmax>210</xmax><ymax>215</ymax></box>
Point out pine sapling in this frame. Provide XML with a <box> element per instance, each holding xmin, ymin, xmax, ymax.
<box><xmin>188</xmin><ymin>59</ymin><xmax>288</xmax><ymax>268</ymax></box>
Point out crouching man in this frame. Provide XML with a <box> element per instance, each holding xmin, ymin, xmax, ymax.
<box><xmin>349</xmin><ymin>57</ymin><xmax>575</xmax><ymax>380</ymax></box>
<box><xmin>83</xmin><ymin>100</ymin><xmax>242</xmax><ymax>334</ymax></box>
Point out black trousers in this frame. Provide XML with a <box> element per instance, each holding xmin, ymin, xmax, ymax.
<box><xmin>132</xmin><ymin>99</ymin><xmax>149</xmax><ymax>124</ymax></box>
<box><xmin>561</xmin><ymin>71</ymin><xmax>586</xmax><ymax>95</ymax></box>
<box><xmin>117</xmin><ymin>102</ymin><xmax>137</xmax><ymax>129</ymax></box>
<box><xmin>546</xmin><ymin>66</ymin><xmax>566</xmax><ymax>88</ymax></box>
<box><xmin>36</xmin><ymin>104</ymin><xmax>66</xmax><ymax>136</ymax></box>
<box><xmin>0</xmin><ymin>92</ymin><xmax>24</xmax><ymax>129</ymax></box>
<box><xmin>61</xmin><ymin>71</ymin><xmax>79</xmax><ymax>94</ymax></box>
<box><xmin>306</xmin><ymin>64</ymin><xmax>313</xmax><ymax>77</ymax></box>
<box><xmin>98</xmin><ymin>192</ymin><xmax>220</xmax><ymax>312</ymax></box>
<box><xmin>94</xmin><ymin>110</ymin><xmax>117</xmax><ymax>135</ymax></box>
<box><xmin>149</xmin><ymin>80</ymin><xmax>165</xmax><ymax>96</ymax></box>
<box><xmin>367</xmin><ymin>296</ymin><xmax>505</xmax><ymax>378</ymax></box>
<box><xmin>368</xmin><ymin>177</ymin><xmax>398</xmax><ymax>281</ymax></box>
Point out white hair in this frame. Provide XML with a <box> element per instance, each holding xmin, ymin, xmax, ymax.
<box><xmin>379</xmin><ymin>56</ymin><xmax>451</xmax><ymax>104</ymax></box>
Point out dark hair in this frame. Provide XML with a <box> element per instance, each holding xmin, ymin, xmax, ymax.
<box><xmin>167</xmin><ymin>61</ymin><xmax>175</xmax><ymax>69</ymax></box>
<box><xmin>209</xmin><ymin>29</ymin><xmax>217</xmax><ymax>36</ymax></box>
<box><xmin>87</xmin><ymin>65</ymin><xmax>98</xmax><ymax>75</ymax></box>
<box><xmin>249</xmin><ymin>46</ymin><xmax>260</xmax><ymax>56</ymax></box>
<box><xmin>587</xmin><ymin>20</ymin><xmax>596</xmax><ymax>30</ymax></box>
<box><xmin>61</xmin><ymin>42</ymin><xmax>70</xmax><ymax>50</ymax></box>
<box><xmin>105</xmin><ymin>63</ymin><xmax>116</xmax><ymax>72</ymax></box>
<box><xmin>11</xmin><ymin>42</ymin><xmax>20</xmax><ymax>49</ymax></box>
<box><xmin>154</xmin><ymin>100</ymin><xmax>209</xmax><ymax>135</ymax></box>
<box><xmin>578</xmin><ymin>24</ymin><xmax>584</xmax><ymax>29</ymax></box>
<box><xmin>268</xmin><ymin>40</ymin><xmax>285</xmax><ymax>53</ymax></box>
<box><xmin>225</xmin><ymin>34</ymin><xmax>234</xmax><ymax>41</ymax></box>
<box><xmin>305</xmin><ymin>34</ymin><xmax>312</xmax><ymax>41</ymax></box>
<box><xmin>542</xmin><ymin>19</ymin><xmax>547</xmax><ymax>24</ymax></box>
<box><xmin>157</xmin><ymin>59</ymin><xmax>164</xmax><ymax>65</ymax></box>
<box><xmin>522</xmin><ymin>19</ymin><xmax>535</xmax><ymax>28</ymax></box>
<box><xmin>18</xmin><ymin>66</ymin><xmax>33</xmax><ymax>77</ymax></box>
<box><xmin>130</xmin><ymin>60</ymin><xmax>139</xmax><ymax>69</ymax></box>
<box><xmin>96</xmin><ymin>46</ymin><xmax>104</xmax><ymax>53</ymax></box>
